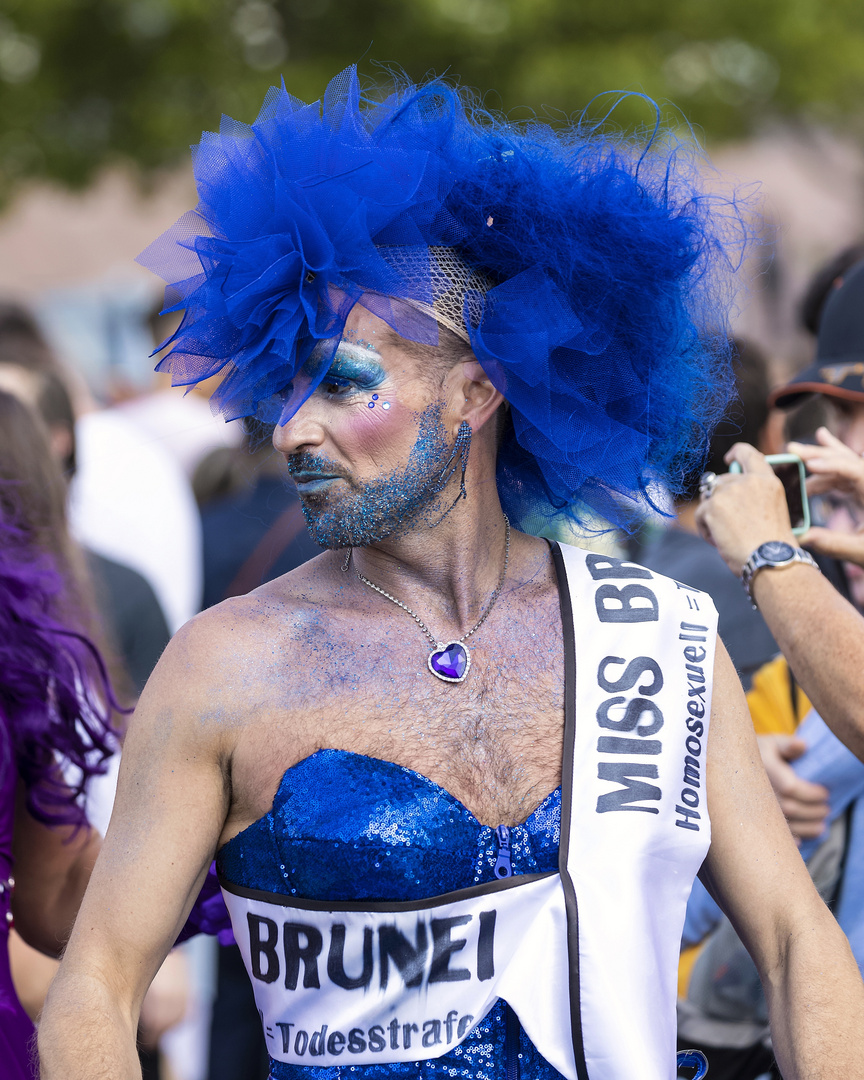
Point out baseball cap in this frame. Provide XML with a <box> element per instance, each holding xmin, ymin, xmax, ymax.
<box><xmin>770</xmin><ymin>258</ymin><xmax>864</xmax><ymax>408</ymax></box>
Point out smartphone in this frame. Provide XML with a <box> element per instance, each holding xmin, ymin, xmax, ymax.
<box><xmin>728</xmin><ymin>453</ymin><xmax>810</xmax><ymax>535</ymax></box>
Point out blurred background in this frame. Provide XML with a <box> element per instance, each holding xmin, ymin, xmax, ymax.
<box><xmin>2</xmin><ymin>0</ymin><xmax>864</xmax><ymax>381</ymax></box>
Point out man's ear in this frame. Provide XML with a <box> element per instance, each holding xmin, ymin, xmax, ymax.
<box><xmin>450</xmin><ymin>359</ymin><xmax>504</xmax><ymax>434</ymax></box>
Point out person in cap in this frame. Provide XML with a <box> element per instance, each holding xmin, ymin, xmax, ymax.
<box><xmin>798</xmin><ymin>242</ymin><xmax>864</xmax><ymax>337</ymax></box>
<box><xmin>745</xmin><ymin>256</ymin><xmax>864</xmax><ymax>847</ymax></box>
<box><xmin>769</xmin><ymin>256</ymin><xmax>864</xmax><ymax>608</ymax></box>
<box><xmin>696</xmin><ymin>258</ymin><xmax>864</xmax><ymax>763</ymax></box>
<box><xmin>40</xmin><ymin>68</ymin><xmax>864</xmax><ymax>1080</ymax></box>
<box><xmin>680</xmin><ymin>256</ymin><xmax>864</xmax><ymax>1078</ymax></box>
<box><xmin>772</xmin><ymin>255</ymin><xmax>864</xmax><ymax>453</ymax></box>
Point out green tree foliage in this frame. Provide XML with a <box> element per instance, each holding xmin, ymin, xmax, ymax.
<box><xmin>2</xmin><ymin>0</ymin><xmax>864</xmax><ymax>200</ymax></box>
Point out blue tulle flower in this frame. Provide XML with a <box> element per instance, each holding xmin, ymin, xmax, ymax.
<box><xmin>139</xmin><ymin>68</ymin><xmax>458</xmax><ymax>422</ymax></box>
<box><xmin>139</xmin><ymin>65</ymin><xmax>752</xmax><ymax>533</ymax></box>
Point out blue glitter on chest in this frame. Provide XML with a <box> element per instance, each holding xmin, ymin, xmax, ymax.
<box><xmin>218</xmin><ymin>750</ymin><xmax>565</xmax><ymax>1080</ymax></box>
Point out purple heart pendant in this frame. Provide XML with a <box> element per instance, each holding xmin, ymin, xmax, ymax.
<box><xmin>428</xmin><ymin>641</ymin><xmax>470</xmax><ymax>683</ymax></box>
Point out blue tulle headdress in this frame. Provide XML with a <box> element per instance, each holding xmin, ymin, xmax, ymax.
<box><xmin>139</xmin><ymin>65</ymin><xmax>750</xmax><ymax>532</ymax></box>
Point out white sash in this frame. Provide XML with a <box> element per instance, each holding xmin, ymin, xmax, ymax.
<box><xmin>559</xmin><ymin>545</ymin><xmax>716</xmax><ymax>1079</ymax></box>
<box><xmin>219</xmin><ymin>543</ymin><xmax>718</xmax><ymax>1079</ymax></box>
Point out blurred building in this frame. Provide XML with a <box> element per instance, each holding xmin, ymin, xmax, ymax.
<box><xmin>714</xmin><ymin>126</ymin><xmax>864</xmax><ymax>377</ymax></box>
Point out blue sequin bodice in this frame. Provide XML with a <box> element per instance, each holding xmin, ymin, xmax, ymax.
<box><xmin>218</xmin><ymin>749</ymin><xmax>565</xmax><ymax>1080</ymax></box>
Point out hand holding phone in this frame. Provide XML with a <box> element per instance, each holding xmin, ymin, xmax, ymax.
<box><xmin>729</xmin><ymin>453</ymin><xmax>810</xmax><ymax>536</ymax></box>
<box><xmin>697</xmin><ymin>444</ymin><xmax>802</xmax><ymax>573</ymax></box>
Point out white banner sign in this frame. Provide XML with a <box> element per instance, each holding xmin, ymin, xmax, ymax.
<box><xmin>222</xmin><ymin>872</ymin><xmax>578</xmax><ymax>1079</ymax></box>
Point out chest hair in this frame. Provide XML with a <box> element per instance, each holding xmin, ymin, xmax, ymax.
<box><xmin>237</xmin><ymin>589</ymin><xmax>566</xmax><ymax>827</ymax></box>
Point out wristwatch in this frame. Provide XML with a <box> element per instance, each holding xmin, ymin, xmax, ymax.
<box><xmin>741</xmin><ymin>541</ymin><xmax>819</xmax><ymax>607</ymax></box>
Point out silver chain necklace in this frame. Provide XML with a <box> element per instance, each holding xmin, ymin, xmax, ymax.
<box><xmin>342</xmin><ymin>515</ymin><xmax>510</xmax><ymax>683</ymax></box>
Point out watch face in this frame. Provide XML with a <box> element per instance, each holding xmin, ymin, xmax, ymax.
<box><xmin>758</xmin><ymin>541</ymin><xmax>795</xmax><ymax>563</ymax></box>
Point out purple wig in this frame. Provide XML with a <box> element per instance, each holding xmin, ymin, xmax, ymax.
<box><xmin>0</xmin><ymin>515</ymin><xmax>118</xmax><ymax>829</ymax></box>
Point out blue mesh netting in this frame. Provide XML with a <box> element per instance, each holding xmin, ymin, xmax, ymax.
<box><xmin>138</xmin><ymin>65</ymin><xmax>753</xmax><ymax>533</ymax></box>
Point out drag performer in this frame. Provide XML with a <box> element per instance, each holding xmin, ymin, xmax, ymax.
<box><xmin>40</xmin><ymin>68</ymin><xmax>864</xmax><ymax>1079</ymax></box>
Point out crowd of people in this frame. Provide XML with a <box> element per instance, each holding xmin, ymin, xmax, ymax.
<box><xmin>2</xmin><ymin>62</ymin><xmax>864</xmax><ymax>1080</ymax></box>
<box><xmin>0</xmin><ymin>303</ymin><xmax>314</xmax><ymax>1078</ymax></box>
<box><xmin>641</xmin><ymin>254</ymin><xmax>864</xmax><ymax>1079</ymax></box>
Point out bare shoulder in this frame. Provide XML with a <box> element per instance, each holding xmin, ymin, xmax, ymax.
<box><xmin>133</xmin><ymin>549</ymin><xmax>340</xmax><ymax>737</ymax></box>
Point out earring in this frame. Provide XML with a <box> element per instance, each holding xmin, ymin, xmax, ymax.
<box><xmin>429</xmin><ymin>421</ymin><xmax>471</xmax><ymax>526</ymax></box>
<box><xmin>453</xmin><ymin>421</ymin><xmax>471</xmax><ymax>504</ymax></box>
<box><xmin>430</xmin><ymin>421</ymin><xmax>471</xmax><ymax>495</ymax></box>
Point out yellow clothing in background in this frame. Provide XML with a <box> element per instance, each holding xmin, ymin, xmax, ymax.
<box><xmin>746</xmin><ymin>654</ymin><xmax>811</xmax><ymax>736</ymax></box>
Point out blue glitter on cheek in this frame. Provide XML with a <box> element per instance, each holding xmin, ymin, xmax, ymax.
<box><xmin>368</xmin><ymin>401</ymin><xmax>375</xmax><ymax>409</ymax></box>
<box><xmin>289</xmin><ymin>402</ymin><xmax>454</xmax><ymax>548</ymax></box>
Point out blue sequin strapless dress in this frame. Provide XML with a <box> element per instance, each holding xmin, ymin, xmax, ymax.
<box><xmin>217</xmin><ymin>749</ymin><xmax>565</xmax><ymax>1080</ymax></box>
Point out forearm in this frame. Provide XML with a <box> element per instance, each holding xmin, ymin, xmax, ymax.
<box><xmin>38</xmin><ymin>967</ymin><xmax>142</xmax><ymax>1079</ymax></box>
<box><xmin>37</xmin><ymin>617</ymin><xmax>233</xmax><ymax>1076</ymax></box>
<box><xmin>13</xmin><ymin>825</ymin><xmax>100</xmax><ymax>957</ymax></box>
<box><xmin>751</xmin><ymin>563</ymin><xmax>864</xmax><ymax>759</ymax></box>
<box><xmin>763</xmin><ymin>913</ymin><xmax>864</xmax><ymax>1079</ymax></box>
<box><xmin>703</xmin><ymin>638</ymin><xmax>864</xmax><ymax>1077</ymax></box>
<box><xmin>695</xmin><ymin>440</ymin><xmax>864</xmax><ymax>758</ymax></box>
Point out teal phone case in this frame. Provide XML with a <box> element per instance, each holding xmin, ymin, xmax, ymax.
<box><xmin>728</xmin><ymin>453</ymin><xmax>810</xmax><ymax>535</ymax></box>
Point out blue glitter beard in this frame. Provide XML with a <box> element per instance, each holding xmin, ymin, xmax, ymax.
<box><xmin>288</xmin><ymin>404</ymin><xmax>454</xmax><ymax>548</ymax></box>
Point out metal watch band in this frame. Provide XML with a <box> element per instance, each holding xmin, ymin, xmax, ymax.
<box><xmin>741</xmin><ymin>543</ymin><xmax>819</xmax><ymax>608</ymax></box>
